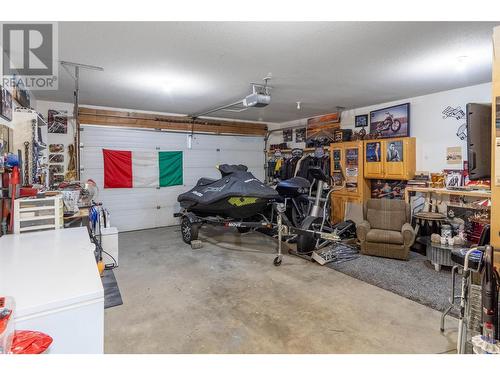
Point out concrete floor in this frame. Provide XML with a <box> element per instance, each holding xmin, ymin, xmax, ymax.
<box><xmin>104</xmin><ymin>226</ymin><xmax>458</xmax><ymax>353</ymax></box>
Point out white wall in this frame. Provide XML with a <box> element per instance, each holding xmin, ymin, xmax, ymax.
<box><xmin>268</xmin><ymin>82</ymin><xmax>492</xmax><ymax>173</ymax></box>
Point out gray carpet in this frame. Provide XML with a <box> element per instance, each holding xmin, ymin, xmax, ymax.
<box><xmin>102</xmin><ymin>269</ymin><xmax>123</xmax><ymax>309</ymax></box>
<box><xmin>327</xmin><ymin>250</ymin><xmax>460</xmax><ymax>314</ymax></box>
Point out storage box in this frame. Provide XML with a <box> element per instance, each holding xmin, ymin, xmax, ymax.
<box><xmin>100</xmin><ymin>227</ymin><xmax>119</xmax><ymax>266</ymax></box>
<box><xmin>14</xmin><ymin>196</ymin><xmax>63</xmax><ymax>234</ymax></box>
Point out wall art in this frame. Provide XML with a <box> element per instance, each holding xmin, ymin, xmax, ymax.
<box><xmin>369</xmin><ymin>103</ymin><xmax>409</xmax><ymax>138</ymax></box>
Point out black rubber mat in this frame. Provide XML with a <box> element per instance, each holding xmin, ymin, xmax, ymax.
<box><xmin>102</xmin><ymin>269</ymin><xmax>123</xmax><ymax>309</ymax></box>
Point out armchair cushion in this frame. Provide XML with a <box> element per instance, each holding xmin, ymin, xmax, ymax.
<box><xmin>356</xmin><ymin>220</ymin><xmax>371</xmax><ymax>242</ymax></box>
<box><xmin>401</xmin><ymin>223</ymin><xmax>416</xmax><ymax>246</ymax></box>
<box><xmin>365</xmin><ymin>199</ymin><xmax>408</xmax><ymax>232</ymax></box>
<box><xmin>366</xmin><ymin>228</ymin><xmax>404</xmax><ymax>245</ymax></box>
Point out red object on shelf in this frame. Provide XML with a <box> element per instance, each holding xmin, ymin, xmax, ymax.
<box><xmin>10</xmin><ymin>330</ymin><xmax>53</xmax><ymax>354</ymax></box>
<box><xmin>19</xmin><ymin>187</ymin><xmax>38</xmax><ymax>197</ymax></box>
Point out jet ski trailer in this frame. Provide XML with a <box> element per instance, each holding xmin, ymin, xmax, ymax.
<box><xmin>174</xmin><ymin>203</ymin><xmax>341</xmax><ymax>266</ymax></box>
<box><xmin>175</xmin><ymin>164</ymin><xmax>340</xmax><ymax>266</ymax></box>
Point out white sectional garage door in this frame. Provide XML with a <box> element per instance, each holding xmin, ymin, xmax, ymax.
<box><xmin>80</xmin><ymin>125</ymin><xmax>265</xmax><ymax>232</ymax></box>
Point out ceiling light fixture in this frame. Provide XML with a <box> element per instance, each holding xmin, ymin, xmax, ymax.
<box><xmin>296</xmin><ymin>101</ymin><xmax>301</xmax><ymax>110</ymax></box>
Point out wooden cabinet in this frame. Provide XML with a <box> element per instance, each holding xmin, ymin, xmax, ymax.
<box><xmin>363</xmin><ymin>137</ymin><xmax>416</xmax><ymax>180</ymax></box>
<box><xmin>330</xmin><ymin>141</ymin><xmax>369</xmax><ymax>224</ymax></box>
<box><xmin>332</xmin><ymin>195</ymin><xmax>363</xmax><ymax>224</ymax></box>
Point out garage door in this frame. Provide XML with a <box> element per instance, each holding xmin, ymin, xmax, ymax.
<box><xmin>80</xmin><ymin>125</ymin><xmax>265</xmax><ymax>232</ymax></box>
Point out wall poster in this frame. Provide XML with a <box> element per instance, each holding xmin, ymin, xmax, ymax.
<box><xmin>345</xmin><ymin>148</ymin><xmax>359</xmax><ymax>191</ymax></box>
<box><xmin>332</xmin><ymin>149</ymin><xmax>341</xmax><ymax>171</ymax></box>
<box><xmin>371</xmin><ymin>180</ymin><xmax>406</xmax><ymax>200</ymax></box>
<box><xmin>446</xmin><ymin>146</ymin><xmax>462</xmax><ymax>165</ymax></box>
<box><xmin>366</xmin><ymin>142</ymin><xmax>381</xmax><ymax>162</ymax></box>
<box><xmin>306</xmin><ymin>112</ymin><xmax>341</xmax><ymax>143</ymax></box>
<box><xmin>386</xmin><ymin>140</ymin><xmax>403</xmax><ymax>162</ymax></box>
<box><xmin>0</xmin><ymin>86</ymin><xmax>13</xmax><ymax>121</ymax></box>
<box><xmin>369</xmin><ymin>103</ymin><xmax>410</xmax><ymax>138</ymax></box>
<box><xmin>283</xmin><ymin>128</ymin><xmax>292</xmax><ymax>142</ymax></box>
<box><xmin>295</xmin><ymin>128</ymin><xmax>306</xmax><ymax>143</ymax></box>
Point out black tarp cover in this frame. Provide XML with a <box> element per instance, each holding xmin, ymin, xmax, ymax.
<box><xmin>178</xmin><ymin>164</ymin><xmax>279</xmax><ymax>206</ymax></box>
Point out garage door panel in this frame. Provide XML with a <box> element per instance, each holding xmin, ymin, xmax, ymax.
<box><xmin>98</xmin><ymin>193</ymin><xmax>158</xmax><ymax>209</ymax></box>
<box><xmin>156</xmin><ymin>205</ymin><xmax>181</xmax><ymax>227</ymax></box>
<box><xmin>81</xmin><ymin>125</ymin><xmax>264</xmax><ymax>232</ymax></box>
<box><xmin>110</xmin><ymin>208</ymin><xmax>158</xmax><ymax>232</ymax></box>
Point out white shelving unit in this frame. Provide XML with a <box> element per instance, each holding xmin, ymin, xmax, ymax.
<box><xmin>13</xmin><ymin>196</ymin><xmax>63</xmax><ymax>234</ymax></box>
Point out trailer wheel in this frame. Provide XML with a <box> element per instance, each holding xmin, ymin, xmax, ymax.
<box><xmin>273</xmin><ymin>256</ymin><xmax>282</xmax><ymax>267</ymax></box>
<box><xmin>296</xmin><ymin>216</ymin><xmax>322</xmax><ymax>254</ymax></box>
<box><xmin>181</xmin><ymin>216</ymin><xmax>199</xmax><ymax>244</ymax></box>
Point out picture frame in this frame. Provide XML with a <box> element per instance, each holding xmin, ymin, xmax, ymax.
<box><xmin>49</xmin><ymin>144</ymin><xmax>65</xmax><ymax>153</ymax></box>
<box><xmin>386</xmin><ymin>140</ymin><xmax>404</xmax><ymax>162</ymax></box>
<box><xmin>0</xmin><ymin>86</ymin><xmax>13</xmax><ymax>121</ymax></box>
<box><xmin>48</xmin><ymin>109</ymin><xmax>68</xmax><ymax>134</ymax></box>
<box><xmin>354</xmin><ymin>114</ymin><xmax>368</xmax><ymax>128</ymax></box>
<box><xmin>295</xmin><ymin>127</ymin><xmax>306</xmax><ymax>143</ymax></box>
<box><xmin>12</xmin><ymin>76</ymin><xmax>31</xmax><ymax>108</ymax></box>
<box><xmin>365</xmin><ymin>141</ymin><xmax>381</xmax><ymax>162</ymax></box>
<box><xmin>283</xmin><ymin>128</ymin><xmax>292</xmax><ymax>142</ymax></box>
<box><xmin>49</xmin><ymin>164</ymin><xmax>64</xmax><ymax>174</ymax></box>
<box><xmin>371</xmin><ymin>179</ymin><xmax>406</xmax><ymax>200</ymax></box>
<box><xmin>443</xmin><ymin>169</ymin><xmax>463</xmax><ymax>188</ymax></box>
<box><xmin>306</xmin><ymin>111</ymin><xmax>341</xmax><ymax>143</ymax></box>
<box><xmin>49</xmin><ymin>154</ymin><xmax>64</xmax><ymax>163</ymax></box>
<box><xmin>369</xmin><ymin>103</ymin><xmax>410</xmax><ymax>138</ymax></box>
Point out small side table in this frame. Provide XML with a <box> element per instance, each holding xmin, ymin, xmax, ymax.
<box><xmin>413</xmin><ymin>211</ymin><xmax>447</xmax><ymax>237</ymax></box>
<box><xmin>423</xmin><ymin>237</ymin><xmax>471</xmax><ymax>271</ymax></box>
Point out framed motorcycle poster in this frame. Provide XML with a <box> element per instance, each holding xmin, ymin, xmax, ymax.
<box><xmin>369</xmin><ymin>103</ymin><xmax>410</xmax><ymax>138</ymax></box>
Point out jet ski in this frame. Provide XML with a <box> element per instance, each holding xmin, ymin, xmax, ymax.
<box><xmin>177</xmin><ymin>164</ymin><xmax>280</xmax><ymax>219</ymax></box>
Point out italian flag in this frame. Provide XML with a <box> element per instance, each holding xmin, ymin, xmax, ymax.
<box><xmin>103</xmin><ymin>149</ymin><xmax>183</xmax><ymax>188</ymax></box>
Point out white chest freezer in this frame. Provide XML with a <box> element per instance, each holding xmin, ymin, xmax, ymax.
<box><xmin>0</xmin><ymin>227</ymin><xmax>104</xmax><ymax>353</ymax></box>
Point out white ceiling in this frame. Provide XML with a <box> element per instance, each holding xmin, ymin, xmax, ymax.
<box><xmin>34</xmin><ymin>22</ymin><xmax>498</xmax><ymax>123</ymax></box>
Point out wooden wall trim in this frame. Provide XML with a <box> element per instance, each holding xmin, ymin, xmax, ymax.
<box><xmin>491</xmin><ymin>26</ymin><xmax>500</xmax><ymax>267</ymax></box>
<box><xmin>78</xmin><ymin>107</ymin><xmax>268</xmax><ymax>136</ymax></box>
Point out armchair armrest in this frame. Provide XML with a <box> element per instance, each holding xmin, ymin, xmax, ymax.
<box><xmin>356</xmin><ymin>220</ymin><xmax>371</xmax><ymax>242</ymax></box>
<box><xmin>401</xmin><ymin>223</ymin><xmax>416</xmax><ymax>246</ymax></box>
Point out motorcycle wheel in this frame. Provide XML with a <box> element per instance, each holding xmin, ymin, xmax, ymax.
<box><xmin>391</xmin><ymin>119</ymin><xmax>401</xmax><ymax>132</ymax></box>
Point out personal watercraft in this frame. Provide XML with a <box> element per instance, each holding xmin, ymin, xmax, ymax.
<box><xmin>177</xmin><ymin>164</ymin><xmax>280</xmax><ymax>219</ymax></box>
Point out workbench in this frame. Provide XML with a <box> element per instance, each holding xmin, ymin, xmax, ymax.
<box><xmin>404</xmin><ymin>186</ymin><xmax>491</xmax><ymax>204</ymax></box>
<box><xmin>0</xmin><ymin>227</ymin><xmax>104</xmax><ymax>353</ymax></box>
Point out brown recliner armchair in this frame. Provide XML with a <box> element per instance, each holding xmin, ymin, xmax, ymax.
<box><xmin>356</xmin><ymin>199</ymin><xmax>415</xmax><ymax>260</ymax></box>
